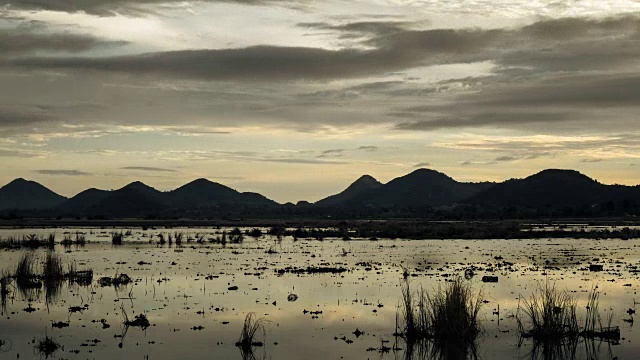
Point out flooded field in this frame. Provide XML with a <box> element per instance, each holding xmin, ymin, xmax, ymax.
<box><xmin>1</xmin><ymin>227</ymin><xmax>639</xmax><ymax>359</ymax></box>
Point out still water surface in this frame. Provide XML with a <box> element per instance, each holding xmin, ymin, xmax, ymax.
<box><xmin>0</xmin><ymin>227</ymin><xmax>638</xmax><ymax>359</ymax></box>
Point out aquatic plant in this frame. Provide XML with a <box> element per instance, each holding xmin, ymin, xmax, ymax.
<box><xmin>174</xmin><ymin>232</ymin><xmax>183</xmax><ymax>245</ymax></box>
<box><xmin>1</xmin><ymin>270</ymin><xmax>9</xmax><ymax>314</ymax></box>
<box><xmin>111</xmin><ymin>232</ymin><xmax>124</xmax><ymax>245</ymax></box>
<box><xmin>517</xmin><ymin>283</ymin><xmax>619</xmax><ymax>344</ymax></box>
<box><xmin>42</xmin><ymin>252</ymin><xmax>64</xmax><ymax>304</ymax></box>
<box><xmin>42</xmin><ymin>252</ymin><xmax>64</xmax><ymax>282</ymax></box>
<box><xmin>121</xmin><ymin>305</ymin><xmax>150</xmax><ymax>330</ymax></box>
<box><xmin>236</xmin><ymin>312</ymin><xmax>268</xmax><ymax>350</ymax></box>
<box><xmin>398</xmin><ymin>279</ymin><xmax>483</xmax><ymax>342</ymax></box>
<box><xmin>35</xmin><ymin>336</ymin><xmax>60</xmax><ymax>358</ymax></box>
<box><xmin>397</xmin><ymin>279</ymin><xmax>483</xmax><ymax>359</ymax></box>
<box><xmin>15</xmin><ymin>252</ymin><xmax>38</xmax><ymax>283</ymax></box>
<box><xmin>66</xmin><ymin>261</ymin><xmax>93</xmax><ymax>286</ymax></box>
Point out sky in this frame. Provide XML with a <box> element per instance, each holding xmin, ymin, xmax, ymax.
<box><xmin>1</xmin><ymin>0</ymin><xmax>639</xmax><ymax>203</ymax></box>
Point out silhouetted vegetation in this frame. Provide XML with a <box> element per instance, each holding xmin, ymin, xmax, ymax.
<box><xmin>517</xmin><ymin>283</ymin><xmax>620</xmax><ymax>345</ymax></box>
<box><xmin>35</xmin><ymin>336</ymin><xmax>60</xmax><ymax>357</ymax></box>
<box><xmin>397</xmin><ymin>279</ymin><xmax>483</xmax><ymax>359</ymax></box>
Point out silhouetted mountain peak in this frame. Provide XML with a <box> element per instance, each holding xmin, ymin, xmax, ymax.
<box><xmin>529</xmin><ymin>169</ymin><xmax>595</xmax><ymax>182</ymax></box>
<box><xmin>406</xmin><ymin>168</ymin><xmax>453</xmax><ymax>180</ymax></box>
<box><xmin>315</xmin><ymin>174</ymin><xmax>383</xmax><ymax>206</ymax></box>
<box><xmin>349</xmin><ymin>174</ymin><xmax>382</xmax><ymax>189</ymax></box>
<box><xmin>121</xmin><ymin>181</ymin><xmax>155</xmax><ymax>191</ymax></box>
<box><xmin>0</xmin><ymin>178</ymin><xmax>67</xmax><ymax>210</ymax></box>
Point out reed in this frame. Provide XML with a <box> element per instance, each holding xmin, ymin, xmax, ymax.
<box><xmin>236</xmin><ymin>312</ymin><xmax>268</xmax><ymax>350</ymax></box>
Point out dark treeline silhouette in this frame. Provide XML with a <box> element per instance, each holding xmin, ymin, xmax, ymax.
<box><xmin>1</xmin><ymin>168</ymin><xmax>640</xmax><ymax>220</ymax></box>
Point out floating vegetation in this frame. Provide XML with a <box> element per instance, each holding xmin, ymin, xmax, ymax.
<box><xmin>122</xmin><ymin>305</ymin><xmax>150</xmax><ymax>330</ymax></box>
<box><xmin>61</xmin><ymin>232</ymin><xmax>87</xmax><ymax>247</ymax></box>
<box><xmin>35</xmin><ymin>336</ymin><xmax>60</xmax><ymax>358</ymax></box>
<box><xmin>66</xmin><ymin>261</ymin><xmax>94</xmax><ymax>286</ymax></box>
<box><xmin>275</xmin><ymin>266</ymin><xmax>348</xmax><ymax>275</ymax></box>
<box><xmin>98</xmin><ymin>273</ymin><xmax>131</xmax><ymax>288</ymax></box>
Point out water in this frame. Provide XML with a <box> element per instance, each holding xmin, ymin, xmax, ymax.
<box><xmin>0</xmin><ymin>227</ymin><xmax>638</xmax><ymax>359</ymax></box>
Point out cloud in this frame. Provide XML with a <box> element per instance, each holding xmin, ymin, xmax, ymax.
<box><xmin>3</xmin><ymin>15</ymin><xmax>640</xmax><ymax>138</ymax></box>
<box><xmin>1</xmin><ymin>0</ymin><xmax>301</xmax><ymax>16</ymax></box>
<box><xmin>394</xmin><ymin>112</ymin><xmax>570</xmax><ymax>131</ymax></box>
<box><xmin>321</xmin><ymin>149</ymin><xmax>345</xmax><ymax>155</ymax></box>
<box><xmin>0</xmin><ymin>27</ymin><xmax>124</xmax><ymax>55</ymax></box>
<box><xmin>358</xmin><ymin>145</ymin><xmax>378</xmax><ymax>151</ymax></box>
<box><xmin>413</xmin><ymin>162</ymin><xmax>431</xmax><ymax>168</ymax></box>
<box><xmin>494</xmin><ymin>156</ymin><xmax>517</xmax><ymax>162</ymax></box>
<box><xmin>120</xmin><ymin>166</ymin><xmax>177</xmax><ymax>172</ymax></box>
<box><xmin>34</xmin><ymin>169</ymin><xmax>91</xmax><ymax>176</ymax></box>
<box><xmin>0</xmin><ymin>148</ymin><xmax>48</xmax><ymax>158</ymax></box>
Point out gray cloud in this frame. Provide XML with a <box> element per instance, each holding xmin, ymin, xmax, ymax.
<box><xmin>298</xmin><ymin>21</ymin><xmax>410</xmax><ymax>39</ymax></box>
<box><xmin>0</xmin><ymin>148</ymin><xmax>48</xmax><ymax>158</ymax></box>
<box><xmin>0</xmin><ymin>105</ymin><xmax>52</xmax><ymax>127</ymax></box>
<box><xmin>3</xmin><ymin>15</ymin><xmax>640</xmax><ymax>136</ymax></box>
<box><xmin>394</xmin><ymin>112</ymin><xmax>571</xmax><ymax>131</ymax></box>
<box><xmin>413</xmin><ymin>162</ymin><xmax>431</xmax><ymax>168</ymax></box>
<box><xmin>0</xmin><ymin>27</ymin><xmax>124</xmax><ymax>55</ymax></box>
<box><xmin>1</xmin><ymin>0</ymin><xmax>302</xmax><ymax>16</ymax></box>
<box><xmin>7</xmin><ymin>15</ymin><xmax>640</xmax><ymax>87</ymax></box>
<box><xmin>494</xmin><ymin>156</ymin><xmax>517</xmax><ymax>162</ymax></box>
<box><xmin>34</xmin><ymin>169</ymin><xmax>91</xmax><ymax>176</ymax></box>
<box><xmin>121</xmin><ymin>166</ymin><xmax>177</xmax><ymax>172</ymax></box>
<box><xmin>358</xmin><ymin>146</ymin><xmax>378</xmax><ymax>151</ymax></box>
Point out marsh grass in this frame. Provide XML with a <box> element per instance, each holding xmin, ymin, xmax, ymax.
<box><xmin>236</xmin><ymin>313</ymin><xmax>269</xmax><ymax>350</ymax></box>
<box><xmin>0</xmin><ymin>234</ymin><xmax>56</xmax><ymax>249</ymax></box>
<box><xmin>43</xmin><ymin>253</ymin><xmax>64</xmax><ymax>282</ymax></box>
<box><xmin>397</xmin><ymin>278</ymin><xmax>483</xmax><ymax>359</ymax></box>
<box><xmin>42</xmin><ymin>252</ymin><xmax>64</xmax><ymax>304</ymax></box>
<box><xmin>66</xmin><ymin>262</ymin><xmax>93</xmax><ymax>286</ymax></box>
<box><xmin>1</xmin><ymin>270</ymin><xmax>9</xmax><ymax>314</ymax></box>
<box><xmin>111</xmin><ymin>232</ymin><xmax>124</xmax><ymax>245</ymax></box>
<box><xmin>517</xmin><ymin>282</ymin><xmax>620</xmax><ymax>345</ymax></box>
<box><xmin>174</xmin><ymin>232</ymin><xmax>183</xmax><ymax>246</ymax></box>
<box><xmin>15</xmin><ymin>252</ymin><xmax>40</xmax><ymax>295</ymax></box>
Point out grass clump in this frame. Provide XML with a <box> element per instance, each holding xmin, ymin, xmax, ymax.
<box><xmin>397</xmin><ymin>278</ymin><xmax>483</xmax><ymax>359</ymax></box>
<box><xmin>42</xmin><ymin>253</ymin><xmax>64</xmax><ymax>282</ymax></box>
<box><xmin>517</xmin><ymin>282</ymin><xmax>578</xmax><ymax>340</ymax></box>
<box><xmin>15</xmin><ymin>252</ymin><xmax>39</xmax><ymax>287</ymax></box>
<box><xmin>517</xmin><ymin>282</ymin><xmax>620</xmax><ymax>344</ymax></box>
<box><xmin>111</xmin><ymin>232</ymin><xmax>124</xmax><ymax>245</ymax></box>
<box><xmin>398</xmin><ymin>279</ymin><xmax>483</xmax><ymax>341</ymax></box>
<box><xmin>236</xmin><ymin>312</ymin><xmax>268</xmax><ymax>350</ymax></box>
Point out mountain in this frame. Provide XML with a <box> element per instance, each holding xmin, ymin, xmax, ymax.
<box><xmin>59</xmin><ymin>188</ymin><xmax>110</xmax><ymax>213</ymax></box>
<box><xmin>345</xmin><ymin>169</ymin><xmax>494</xmax><ymax>208</ymax></box>
<box><xmin>467</xmin><ymin>169</ymin><xmax>639</xmax><ymax>209</ymax></box>
<box><xmin>0</xmin><ymin>178</ymin><xmax>67</xmax><ymax>210</ymax></box>
<box><xmin>168</xmin><ymin>178</ymin><xmax>277</xmax><ymax>208</ymax></box>
<box><xmin>315</xmin><ymin>175</ymin><xmax>382</xmax><ymax>207</ymax></box>
<box><xmin>59</xmin><ymin>181</ymin><xmax>166</xmax><ymax>217</ymax></box>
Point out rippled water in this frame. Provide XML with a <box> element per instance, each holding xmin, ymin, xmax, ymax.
<box><xmin>0</xmin><ymin>227</ymin><xmax>638</xmax><ymax>359</ymax></box>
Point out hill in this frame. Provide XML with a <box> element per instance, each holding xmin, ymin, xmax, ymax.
<box><xmin>315</xmin><ymin>175</ymin><xmax>382</xmax><ymax>207</ymax></box>
<box><xmin>0</xmin><ymin>178</ymin><xmax>67</xmax><ymax>210</ymax></box>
